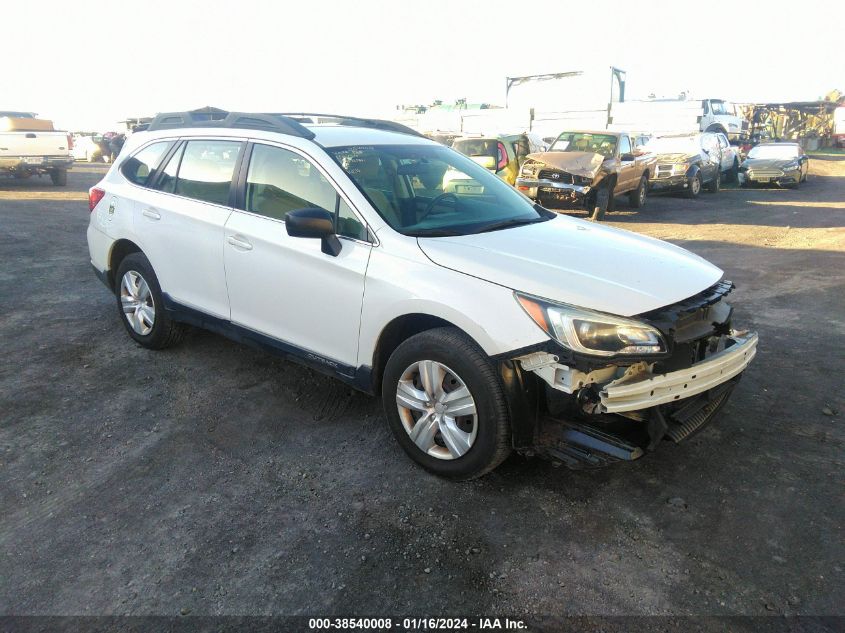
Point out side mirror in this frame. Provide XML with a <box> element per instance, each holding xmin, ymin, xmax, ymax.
<box><xmin>285</xmin><ymin>207</ymin><xmax>342</xmax><ymax>256</ymax></box>
<box><xmin>620</xmin><ymin>153</ymin><xmax>635</xmax><ymax>161</ymax></box>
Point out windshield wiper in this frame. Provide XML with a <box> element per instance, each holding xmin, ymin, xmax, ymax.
<box><xmin>472</xmin><ymin>216</ymin><xmax>549</xmax><ymax>234</ymax></box>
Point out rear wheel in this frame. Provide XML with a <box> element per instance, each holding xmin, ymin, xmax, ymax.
<box><xmin>727</xmin><ymin>158</ymin><xmax>739</xmax><ymax>183</ymax></box>
<box><xmin>686</xmin><ymin>171</ymin><xmax>702</xmax><ymax>199</ymax></box>
<box><xmin>382</xmin><ymin>327</ymin><xmax>511</xmax><ymax>480</ymax></box>
<box><xmin>706</xmin><ymin>169</ymin><xmax>721</xmax><ymax>193</ymax></box>
<box><xmin>628</xmin><ymin>175</ymin><xmax>648</xmax><ymax>208</ymax></box>
<box><xmin>115</xmin><ymin>253</ymin><xmax>187</xmax><ymax>349</ymax></box>
<box><xmin>50</xmin><ymin>169</ymin><xmax>67</xmax><ymax>186</ymax></box>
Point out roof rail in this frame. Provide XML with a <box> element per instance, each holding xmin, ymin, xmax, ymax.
<box><xmin>146</xmin><ymin>107</ymin><xmax>316</xmax><ymax>139</ymax></box>
<box><xmin>269</xmin><ymin>113</ymin><xmax>425</xmax><ymax>138</ymax></box>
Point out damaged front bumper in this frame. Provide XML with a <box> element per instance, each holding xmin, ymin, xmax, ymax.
<box><xmin>513</xmin><ymin>329</ymin><xmax>757</xmax><ymax>469</ymax></box>
<box><xmin>516</xmin><ymin>176</ymin><xmax>591</xmax><ymax>209</ymax></box>
<box><xmin>517</xmin><ymin>330</ymin><xmax>756</xmax><ymax>414</ymax></box>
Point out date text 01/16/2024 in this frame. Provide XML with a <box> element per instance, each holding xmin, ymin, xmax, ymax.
<box><xmin>308</xmin><ymin>617</ymin><xmax>529</xmax><ymax>630</ymax></box>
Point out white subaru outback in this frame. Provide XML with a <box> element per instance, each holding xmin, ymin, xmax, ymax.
<box><xmin>87</xmin><ymin>109</ymin><xmax>758</xmax><ymax>479</ymax></box>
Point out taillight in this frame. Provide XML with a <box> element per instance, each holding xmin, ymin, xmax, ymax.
<box><xmin>67</xmin><ymin>134</ymin><xmax>74</xmax><ymax>151</ymax></box>
<box><xmin>89</xmin><ymin>187</ymin><xmax>106</xmax><ymax>212</ymax></box>
<box><xmin>497</xmin><ymin>142</ymin><xmax>508</xmax><ymax>171</ymax></box>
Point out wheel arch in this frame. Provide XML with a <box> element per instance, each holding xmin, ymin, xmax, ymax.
<box><xmin>370</xmin><ymin>313</ymin><xmax>468</xmax><ymax>395</ymax></box>
<box><xmin>705</xmin><ymin>123</ymin><xmax>728</xmax><ymax>136</ymax></box>
<box><xmin>107</xmin><ymin>239</ymin><xmax>144</xmax><ymax>290</ymax></box>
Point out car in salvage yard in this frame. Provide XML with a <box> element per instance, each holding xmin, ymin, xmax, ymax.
<box><xmin>739</xmin><ymin>142</ymin><xmax>809</xmax><ymax>188</ymax></box>
<box><xmin>0</xmin><ymin>111</ymin><xmax>73</xmax><ymax>185</ymax></box>
<box><xmin>87</xmin><ymin>109</ymin><xmax>758</xmax><ymax>480</ymax></box>
<box><xmin>450</xmin><ymin>133</ymin><xmax>546</xmax><ymax>185</ymax></box>
<box><xmin>515</xmin><ymin>130</ymin><xmax>655</xmax><ymax>221</ymax></box>
<box><xmin>644</xmin><ymin>132</ymin><xmax>724</xmax><ymax>198</ymax></box>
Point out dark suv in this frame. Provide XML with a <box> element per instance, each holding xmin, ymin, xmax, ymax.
<box><xmin>644</xmin><ymin>132</ymin><xmax>723</xmax><ymax>198</ymax></box>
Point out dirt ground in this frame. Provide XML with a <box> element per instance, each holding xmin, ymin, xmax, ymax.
<box><xmin>1</xmin><ymin>157</ymin><xmax>843</xmax><ymax>623</ymax></box>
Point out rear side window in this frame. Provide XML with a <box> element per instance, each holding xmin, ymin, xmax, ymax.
<box><xmin>121</xmin><ymin>141</ymin><xmax>172</xmax><ymax>186</ymax></box>
<box><xmin>173</xmin><ymin>140</ymin><xmax>242</xmax><ymax>206</ymax></box>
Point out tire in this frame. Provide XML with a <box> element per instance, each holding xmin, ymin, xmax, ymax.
<box><xmin>706</xmin><ymin>169</ymin><xmax>721</xmax><ymax>193</ymax></box>
<box><xmin>50</xmin><ymin>169</ymin><xmax>67</xmax><ymax>186</ymax></box>
<box><xmin>628</xmin><ymin>175</ymin><xmax>648</xmax><ymax>208</ymax></box>
<box><xmin>381</xmin><ymin>327</ymin><xmax>511</xmax><ymax>480</ymax></box>
<box><xmin>114</xmin><ymin>253</ymin><xmax>188</xmax><ymax>350</ymax></box>
<box><xmin>686</xmin><ymin>171</ymin><xmax>702</xmax><ymax>199</ymax></box>
<box><xmin>727</xmin><ymin>158</ymin><xmax>739</xmax><ymax>183</ymax></box>
<box><xmin>590</xmin><ymin>183</ymin><xmax>611</xmax><ymax>221</ymax></box>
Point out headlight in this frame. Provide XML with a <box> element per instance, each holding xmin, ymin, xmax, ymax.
<box><xmin>573</xmin><ymin>174</ymin><xmax>592</xmax><ymax>186</ymax></box>
<box><xmin>516</xmin><ymin>293</ymin><xmax>667</xmax><ymax>356</ymax></box>
<box><xmin>672</xmin><ymin>163</ymin><xmax>689</xmax><ymax>174</ymax></box>
<box><xmin>520</xmin><ymin>162</ymin><xmax>537</xmax><ymax>177</ymax></box>
<box><xmin>781</xmin><ymin>162</ymin><xmax>799</xmax><ymax>171</ymax></box>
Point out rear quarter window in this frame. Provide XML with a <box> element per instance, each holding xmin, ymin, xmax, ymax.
<box><xmin>120</xmin><ymin>141</ymin><xmax>173</xmax><ymax>186</ymax></box>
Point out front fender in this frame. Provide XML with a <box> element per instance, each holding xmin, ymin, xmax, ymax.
<box><xmin>357</xmin><ymin>242</ymin><xmax>548</xmax><ymax>368</ymax></box>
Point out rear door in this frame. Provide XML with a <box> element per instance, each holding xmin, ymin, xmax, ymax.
<box><xmin>223</xmin><ymin>141</ymin><xmax>372</xmax><ymax>368</ymax></box>
<box><xmin>716</xmin><ymin>133</ymin><xmax>733</xmax><ymax>171</ymax></box>
<box><xmin>700</xmin><ymin>133</ymin><xmax>721</xmax><ymax>181</ymax></box>
<box><xmin>133</xmin><ymin>137</ymin><xmax>244</xmax><ymax>318</ymax></box>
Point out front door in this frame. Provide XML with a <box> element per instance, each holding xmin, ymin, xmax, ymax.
<box><xmin>223</xmin><ymin>142</ymin><xmax>373</xmax><ymax>369</ymax></box>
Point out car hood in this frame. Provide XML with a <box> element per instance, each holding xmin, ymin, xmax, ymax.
<box><xmin>417</xmin><ymin>215</ymin><xmax>723</xmax><ymax>317</ymax></box>
<box><xmin>655</xmin><ymin>152</ymin><xmax>699</xmax><ymax>163</ymax></box>
<box><xmin>743</xmin><ymin>157</ymin><xmax>794</xmax><ymax>169</ymax></box>
<box><xmin>526</xmin><ymin>151</ymin><xmax>605</xmax><ymax>178</ymax></box>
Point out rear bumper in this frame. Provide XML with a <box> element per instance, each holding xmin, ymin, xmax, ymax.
<box><xmin>0</xmin><ymin>156</ymin><xmax>74</xmax><ymax>171</ymax></box>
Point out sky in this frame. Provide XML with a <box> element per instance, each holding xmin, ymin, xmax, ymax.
<box><xmin>5</xmin><ymin>0</ymin><xmax>843</xmax><ymax>131</ymax></box>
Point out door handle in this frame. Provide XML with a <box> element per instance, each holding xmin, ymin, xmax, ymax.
<box><xmin>142</xmin><ymin>208</ymin><xmax>161</xmax><ymax>220</ymax></box>
<box><xmin>227</xmin><ymin>235</ymin><xmax>253</xmax><ymax>251</ymax></box>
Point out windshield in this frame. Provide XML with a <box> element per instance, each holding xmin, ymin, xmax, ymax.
<box><xmin>747</xmin><ymin>144</ymin><xmax>800</xmax><ymax>160</ymax></box>
<box><xmin>328</xmin><ymin>144</ymin><xmax>547</xmax><ymax>237</ymax></box>
<box><xmin>549</xmin><ymin>132</ymin><xmax>617</xmax><ymax>158</ymax></box>
<box><xmin>644</xmin><ymin>136</ymin><xmax>700</xmax><ymax>155</ymax></box>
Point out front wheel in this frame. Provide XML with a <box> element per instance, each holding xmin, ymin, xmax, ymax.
<box><xmin>686</xmin><ymin>171</ymin><xmax>702</xmax><ymax>199</ymax></box>
<box><xmin>590</xmin><ymin>184</ymin><xmax>611</xmax><ymax>220</ymax></box>
<box><xmin>382</xmin><ymin>327</ymin><xmax>511</xmax><ymax>480</ymax></box>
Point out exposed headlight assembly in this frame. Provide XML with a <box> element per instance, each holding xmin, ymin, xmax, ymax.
<box><xmin>516</xmin><ymin>293</ymin><xmax>667</xmax><ymax>356</ymax></box>
<box><xmin>673</xmin><ymin>163</ymin><xmax>690</xmax><ymax>174</ymax></box>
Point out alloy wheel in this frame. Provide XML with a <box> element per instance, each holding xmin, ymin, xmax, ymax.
<box><xmin>396</xmin><ymin>360</ymin><xmax>478</xmax><ymax>460</ymax></box>
<box><xmin>120</xmin><ymin>270</ymin><xmax>156</xmax><ymax>336</ymax></box>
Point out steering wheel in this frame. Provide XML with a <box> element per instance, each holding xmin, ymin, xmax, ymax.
<box><xmin>418</xmin><ymin>192</ymin><xmax>458</xmax><ymax>222</ymax></box>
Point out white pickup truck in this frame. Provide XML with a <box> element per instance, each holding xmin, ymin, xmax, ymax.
<box><xmin>0</xmin><ymin>111</ymin><xmax>74</xmax><ymax>185</ymax></box>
